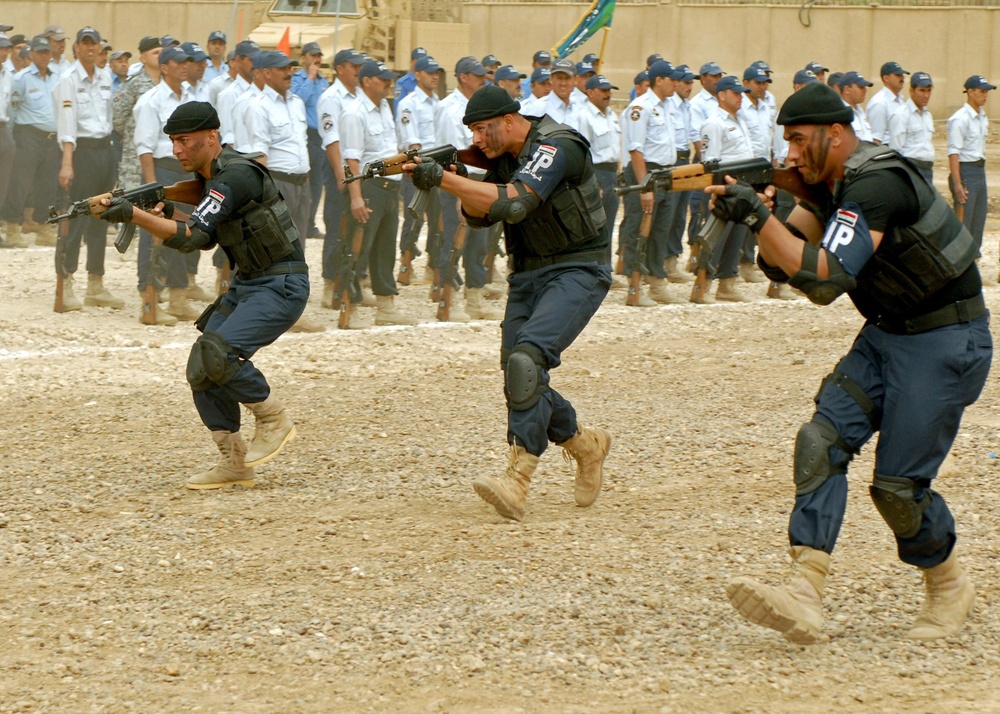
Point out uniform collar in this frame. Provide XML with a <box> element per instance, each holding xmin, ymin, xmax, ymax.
<box><xmin>333</xmin><ymin>78</ymin><xmax>355</xmax><ymax>97</ymax></box>
<box><xmin>359</xmin><ymin>91</ymin><xmax>381</xmax><ymax>112</ymax></box>
<box><xmin>263</xmin><ymin>84</ymin><xmax>286</xmax><ymax>102</ymax></box>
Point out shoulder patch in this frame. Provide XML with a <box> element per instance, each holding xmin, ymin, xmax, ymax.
<box><xmin>630</xmin><ymin>106</ymin><xmax>642</xmax><ymax>121</ymax></box>
<box><xmin>400</xmin><ymin>108</ymin><xmax>412</xmax><ymax>124</ymax></box>
<box><xmin>835</xmin><ymin>208</ymin><xmax>858</xmax><ymax>227</ymax></box>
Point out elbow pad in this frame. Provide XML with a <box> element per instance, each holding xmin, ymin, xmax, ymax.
<box><xmin>758</xmin><ymin>221</ymin><xmax>810</xmax><ymax>282</ymax></box>
<box><xmin>487</xmin><ymin>182</ymin><xmax>540</xmax><ymax>225</ymax></box>
<box><xmin>788</xmin><ymin>243</ymin><xmax>856</xmax><ymax>305</ymax></box>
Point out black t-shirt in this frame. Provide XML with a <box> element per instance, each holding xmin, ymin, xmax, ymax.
<box><xmin>837</xmin><ymin>166</ymin><xmax>981</xmax><ymax>320</ymax></box>
<box><xmin>189</xmin><ymin>160</ymin><xmax>306</xmax><ymax>264</ymax></box>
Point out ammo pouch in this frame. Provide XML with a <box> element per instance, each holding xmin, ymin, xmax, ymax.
<box><xmin>215</xmin><ymin>200</ymin><xmax>297</xmax><ymax>274</ymax></box>
<box><xmin>524</xmin><ymin>180</ymin><xmax>604</xmax><ymax>256</ymax></box>
<box><xmin>194</xmin><ymin>294</ymin><xmax>233</xmax><ymax>333</ymax></box>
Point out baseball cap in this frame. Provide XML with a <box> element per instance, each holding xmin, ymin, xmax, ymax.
<box><xmin>30</xmin><ymin>36</ymin><xmax>52</xmax><ymax>52</ymax></box>
<box><xmin>647</xmin><ymin>60</ymin><xmax>674</xmax><ymax>81</ymax></box>
<box><xmin>0</xmin><ymin>34</ymin><xmax>10</xmax><ymax>49</ymax></box>
<box><xmin>646</xmin><ymin>53</ymin><xmax>664</xmax><ymax>66</ymax></box>
<box><xmin>302</xmin><ymin>41</ymin><xmax>322</xmax><ymax>56</ymax></box>
<box><xmin>101</xmin><ymin>40</ymin><xmax>112</xmax><ymax>52</ymax></box>
<box><xmin>333</xmin><ymin>48</ymin><xmax>365</xmax><ymax>66</ymax></box>
<box><xmin>76</xmin><ymin>27</ymin><xmax>101</xmax><ymax>43</ymax></box>
<box><xmin>359</xmin><ymin>59</ymin><xmax>397</xmax><ymax>81</ymax></box>
<box><xmin>793</xmin><ymin>69</ymin><xmax>819</xmax><ymax>86</ymax></box>
<box><xmin>455</xmin><ymin>56</ymin><xmax>487</xmax><ymax>76</ymax></box>
<box><xmin>669</xmin><ymin>66</ymin><xmax>696</xmax><ymax>82</ymax></box>
<box><xmin>414</xmin><ymin>56</ymin><xmax>441</xmax><ymax>73</ymax></box>
<box><xmin>160</xmin><ymin>35</ymin><xmax>180</xmax><ymax>47</ymax></box>
<box><xmin>551</xmin><ymin>58</ymin><xmax>575</xmax><ymax>76</ymax></box>
<box><xmin>840</xmin><ymin>71</ymin><xmax>873</xmax><ymax>88</ymax></box>
<box><xmin>9</xmin><ymin>34</ymin><xmax>25</xmax><ymax>46</ymax></box>
<box><xmin>964</xmin><ymin>75</ymin><xmax>997</xmax><ymax>91</ymax></box>
<box><xmin>879</xmin><ymin>61</ymin><xmax>909</xmax><ymax>77</ymax></box>
<box><xmin>258</xmin><ymin>50</ymin><xmax>299</xmax><ymax>69</ymax></box>
<box><xmin>633</xmin><ymin>70</ymin><xmax>649</xmax><ymax>85</ymax></box>
<box><xmin>717</xmin><ymin>76</ymin><xmax>750</xmax><ymax>93</ymax></box>
<box><xmin>180</xmin><ymin>42</ymin><xmax>208</xmax><ymax>62</ymax></box>
<box><xmin>208</xmin><ymin>30</ymin><xmax>227</xmax><ymax>43</ymax></box>
<box><xmin>805</xmin><ymin>61</ymin><xmax>828</xmax><ymax>73</ymax></box>
<box><xmin>575</xmin><ymin>61</ymin><xmax>596</xmax><ymax>76</ymax></box>
<box><xmin>481</xmin><ymin>54</ymin><xmax>501</xmax><ymax>67</ymax></box>
<box><xmin>582</xmin><ymin>52</ymin><xmax>599</xmax><ymax>64</ymax></box>
<box><xmin>234</xmin><ymin>40</ymin><xmax>260</xmax><ymax>58</ymax></box>
<box><xmin>159</xmin><ymin>46</ymin><xmax>192</xmax><ymax>65</ymax></box>
<box><xmin>43</xmin><ymin>26</ymin><xmax>67</xmax><ymax>41</ymax></box>
<box><xmin>910</xmin><ymin>72</ymin><xmax>933</xmax><ymax>88</ymax></box>
<box><xmin>585</xmin><ymin>74</ymin><xmax>617</xmax><ymax>91</ymax></box>
<box><xmin>138</xmin><ymin>36</ymin><xmax>161</xmax><ymax>53</ymax></box>
<box><xmin>750</xmin><ymin>60</ymin><xmax>772</xmax><ymax>74</ymax></box>
<box><xmin>0</xmin><ymin>24</ymin><xmax>11</xmax><ymax>33</ymax></box>
<box><xmin>531</xmin><ymin>67</ymin><xmax>551</xmax><ymax>84</ymax></box>
<box><xmin>532</xmin><ymin>50</ymin><xmax>551</xmax><ymax>64</ymax></box>
<box><xmin>494</xmin><ymin>65</ymin><xmax>525</xmax><ymax>82</ymax></box>
<box><xmin>699</xmin><ymin>61</ymin><xmax>724</xmax><ymax>76</ymax></box>
<box><xmin>110</xmin><ymin>49</ymin><xmax>131</xmax><ymax>60</ymax></box>
<box><xmin>410</xmin><ymin>47</ymin><xmax>427</xmax><ymax>60</ymax></box>
<box><xmin>744</xmin><ymin>66</ymin><xmax>772</xmax><ymax>83</ymax></box>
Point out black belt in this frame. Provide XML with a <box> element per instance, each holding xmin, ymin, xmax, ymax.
<box><xmin>269</xmin><ymin>170</ymin><xmax>309</xmax><ymax>186</ymax></box>
<box><xmin>960</xmin><ymin>159</ymin><xmax>985</xmax><ymax>168</ymax></box>
<box><xmin>645</xmin><ymin>162</ymin><xmax>668</xmax><ymax>170</ymax></box>
<box><xmin>15</xmin><ymin>124</ymin><xmax>58</xmax><ymax>140</ymax></box>
<box><xmin>676</xmin><ymin>149</ymin><xmax>691</xmax><ymax>161</ymax></box>
<box><xmin>876</xmin><ymin>293</ymin><xmax>986</xmax><ymax>335</ymax></box>
<box><xmin>154</xmin><ymin>156</ymin><xmax>184</xmax><ymax>173</ymax></box>
<box><xmin>513</xmin><ymin>249</ymin><xmax>607</xmax><ymax>273</ymax></box>
<box><xmin>76</xmin><ymin>136</ymin><xmax>112</xmax><ymax>149</ymax></box>
<box><xmin>363</xmin><ymin>177</ymin><xmax>401</xmax><ymax>192</ymax></box>
<box><xmin>593</xmin><ymin>162</ymin><xmax>618</xmax><ymax>173</ymax></box>
<box><xmin>238</xmin><ymin>261</ymin><xmax>309</xmax><ymax>281</ymax></box>
<box><xmin>909</xmin><ymin>159</ymin><xmax>934</xmax><ymax>170</ymax></box>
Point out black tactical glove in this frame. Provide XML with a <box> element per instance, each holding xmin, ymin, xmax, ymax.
<box><xmin>452</xmin><ymin>162</ymin><xmax>469</xmax><ymax>178</ymax></box>
<box><xmin>411</xmin><ymin>161</ymin><xmax>444</xmax><ymax>190</ymax></box>
<box><xmin>711</xmin><ymin>182</ymin><xmax>772</xmax><ymax>233</ymax></box>
<box><xmin>163</xmin><ymin>225</ymin><xmax>211</xmax><ymax>254</ymax></box>
<box><xmin>159</xmin><ymin>200</ymin><xmax>176</xmax><ymax>219</ymax></box>
<box><xmin>99</xmin><ymin>197</ymin><xmax>134</xmax><ymax>224</ymax></box>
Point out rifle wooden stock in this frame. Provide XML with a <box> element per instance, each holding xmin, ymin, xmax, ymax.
<box><xmin>338</xmin><ymin>220</ymin><xmax>366</xmax><ymax>330</ymax></box>
<box><xmin>218</xmin><ymin>263</ymin><xmax>231</xmax><ymax>295</ymax></box>
<box><xmin>53</xmin><ymin>196</ymin><xmax>69</xmax><ymax>313</ymax></box>
<box><xmin>397</xmin><ymin>249</ymin><xmax>415</xmax><ymax>285</ymax></box>
<box><xmin>437</xmin><ymin>223</ymin><xmax>467</xmax><ymax>322</ymax></box>
<box><xmin>626</xmin><ymin>212</ymin><xmax>653</xmax><ymax>306</ymax></box>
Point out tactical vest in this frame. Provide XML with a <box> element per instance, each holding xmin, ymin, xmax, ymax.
<box><xmin>839</xmin><ymin>143</ymin><xmax>978</xmax><ymax>314</ymax></box>
<box><xmin>505</xmin><ymin>116</ymin><xmax>607</xmax><ymax>258</ymax></box>
<box><xmin>211</xmin><ymin>147</ymin><xmax>300</xmax><ymax>273</ymax></box>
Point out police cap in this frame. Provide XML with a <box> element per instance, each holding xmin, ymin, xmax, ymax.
<box><xmin>463</xmin><ymin>85</ymin><xmax>520</xmax><ymax>125</ymax></box>
<box><xmin>164</xmin><ymin>101</ymin><xmax>221</xmax><ymax>135</ymax></box>
<box><xmin>138</xmin><ymin>36</ymin><xmax>161</xmax><ymax>53</ymax></box>
<box><xmin>777</xmin><ymin>82</ymin><xmax>855</xmax><ymax>126</ymax></box>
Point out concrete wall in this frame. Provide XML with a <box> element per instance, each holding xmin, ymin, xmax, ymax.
<box><xmin>463</xmin><ymin>2</ymin><xmax>1000</xmax><ymax>118</ymax></box>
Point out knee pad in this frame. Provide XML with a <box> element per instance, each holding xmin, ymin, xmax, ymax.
<box><xmin>793</xmin><ymin>418</ymin><xmax>855</xmax><ymax>496</ymax></box>
<box><xmin>186</xmin><ymin>331</ymin><xmax>239</xmax><ymax>392</ymax></box>
<box><xmin>870</xmin><ymin>474</ymin><xmax>931</xmax><ymax>539</ymax></box>
<box><xmin>504</xmin><ymin>343</ymin><xmax>547</xmax><ymax>411</ymax></box>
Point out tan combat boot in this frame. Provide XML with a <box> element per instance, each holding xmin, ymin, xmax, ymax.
<box><xmin>187</xmin><ymin>273</ymin><xmax>215</xmax><ymax>302</ymax></box>
<box><xmin>84</xmin><ymin>273</ymin><xmax>125</xmax><ymax>308</ymax></box>
<box><xmin>165</xmin><ymin>287</ymin><xmax>202</xmax><ymax>321</ymax></box>
<box><xmin>726</xmin><ymin>546</ymin><xmax>831</xmax><ymax>644</ymax></box>
<box><xmin>665</xmin><ymin>256</ymin><xmax>693</xmax><ymax>283</ymax></box>
<box><xmin>610</xmin><ymin>274</ymin><xmax>629</xmax><ymax>291</ymax></box>
<box><xmin>61</xmin><ymin>274</ymin><xmax>84</xmax><ymax>311</ymax></box>
<box><xmin>740</xmin><ymin>263</ymin><xmax>767</xmax><ymax>283</ymax></box>
<box><xmin>464</xmin><ymin>287</ymin><xmax>503</xmax><ymax>320</ymax></box>
<box><xmin>137</xmin><ymin>291</ymin><xmax>178</xmax><ymax>325</ymax></box>
<box><xmin>361</xmin><ymin>287</ymin><xmax>377</xmax><ymax>307</ymax></box>
<box><xmin>689</xmin><ymin>279</ymin><xmax>715</xmax><ymax>304</ymax></box>
<box><xmin>558</xmin><ymin>427</ymin><xmax>612</xmax><ymax>507</ymax></box>
<box><xmin>2</xmin><ymin>221</ymin><xmax>26</xmax><ymax>248</ymax></box>
<box><xmin>375</xmin><ymin>295</ymin><xmax>418</xmax><ymax>325</ymax></box>
<box><xmin>646</xmin><ymin>276</ymin><xmax>686</xmax><ymax>304</ymax></box>
<box><xmin>321</xmin><ymin>279</ymin><xmax>336</xmax><ymax>309</ymax></box>
<box><xmin>290</xmin><ymin>312</ymin><xmax>326</xmax><ymax>333</ymax></box>
<box><xmin>626</xmin><ymin>285</ymin><xmax>658</xmax><ymax>307</ymax></box>
<box><xmin>907</xmin><ymin>550</ymin><xmax>976</xmax><ymax>640</ymax></box>
<box><xmin>35</xmin><ymin>223</ymin><xmax>58</xmax><ymax>247</ymax></box>
<box><xmin>473</xmin><ymin>444</ymin><xmax>540</xmax><ymax>521</ymax></box>
<box><xmin>244</xmin><ymin>394</ymin><xmax>297</xmax><ymax>467</ymax></box>
<box><xmin>186</xmin><ymin>431</ymin><xmax>255</xmax><ymax>490</ymax></box>
<box><xmin>481</xmin><ymin>283</ymin><xmax>505</xmax><ymax>300</ymax></box>
<box><xmin>716</xmin><ymin>277</ymin><xmax>752</xmax><ymax>303</ymax></box>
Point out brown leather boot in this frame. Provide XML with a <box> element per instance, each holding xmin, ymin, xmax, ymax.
<box><xmin>558</xmin><ymin>427</ymin><xmax>612</xmax><ymax>507</ymax></box>
<box><xmin>186</xmin><ymin>431</ymin><xmax>255</xmax><ymax>490</ymax></box>
<box><xmin>907</xmin><ymin>550</ymin><xmax>976</xmax><ymax>640</ymax></box>
<box><xmin>473</xmin><ymin>444</ymin><xmax>539</xmax><ymax>521</ymax></box>
<box><xmin>726</xmin><ymin>546</ymin><xmax>830</xmax><ymax>644</ymax></box>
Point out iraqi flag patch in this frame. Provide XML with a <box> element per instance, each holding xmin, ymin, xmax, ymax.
<box><xmin>836</xmin><ymin>208</ymin><xmax>858</xmax><ymax>227</ymax></box>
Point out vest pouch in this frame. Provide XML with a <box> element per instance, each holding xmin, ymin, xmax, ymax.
<box><xmin>244</xmin><ymin>201</ymin><xmax>296</xmax><ymax>266</ymax></box>
<box><xmin>523</xmin><ymin>203</ymin><xmax>572</xmax><ymax>256</ymax></box>
<box><xmin>866</xmin><ymin>253</ymin><xmax>925</xmax><ymax>313</ymax></box>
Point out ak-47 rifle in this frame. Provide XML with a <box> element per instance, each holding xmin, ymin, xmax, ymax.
<box><xmin>437</xmin><ymin>221</ymin><xmax>467</xmax><ymax>322</ymax></box>
<box><xmin>617</xmin><ymin>158</ymin><xmax>832</xmax><ymax>299</ymax></box>
<box><xmin>53</xmin><ymin>188</ymin><xmax>71</xmax><ymax>313</ymax></box>
<box><xmin>337</xmin><ymin>200</ymin><xmax>368</xmax><ymax>330</ymax></box>
<box><xmin>626</xmin><ymin>210</ymin><xmax>654</xmax><ymax>307</ymax></box>
<box><xmin>484</xmin><ymin>222</ymin><xmax>505</xmax><ymax>284</ymax></box>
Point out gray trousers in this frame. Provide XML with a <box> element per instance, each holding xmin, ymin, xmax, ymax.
<box><xmin>272</xmin><ymin>176</ymin><xmax>311</xmax><ymax>238</ymax></box>
<box><xmin>0</xmin><ymin>124</ymin><xmax>14</xmax><ymax>221</ymax></box>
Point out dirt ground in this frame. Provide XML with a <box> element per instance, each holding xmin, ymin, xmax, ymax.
<box><xmin>2</xmin><ymin>159</ymin><xmax>1000</xmax><ymax>713</ymax></box>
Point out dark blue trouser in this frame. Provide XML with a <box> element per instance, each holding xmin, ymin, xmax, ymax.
<box><xmin>708</xmin><ymin>221</ymin><xmax>748</xmax><ymax>280</ymax></box>
<box><xmin>322</xmin><ymin>183</ymin><xmax>348</xmax><ymax>281</ymax></box>
<box><xmin>951</xmin><ymin>163</ymin><xmax>988</xmax><ymax>244</ymax></box>
<box><xmin>687</xmin><ymin>190</ymin><xmax>708</xmax><ymax>246</ymax></box>
<box><xmin>667</xmin><ymin>156</ymin><xmax>691</xmax><ymax>257</ymax></box>
<box><xmin>439</xmin><ymin>192</ymin><xmax>487</xmax><ymax>288</ymax></box>
<box><xmin>306</xmin><ymin>128</ymin><xmax>328</xmax><ymax>234</ymax></box>
<box><xmin>65</xmin><ymin>141</ymin><xmax>115</xmax><ymax>276</ymax></box>
<box><xmin>594</xmin><ymin>169</ymin><xmax>619</xmax><ymax>264</ymax></box>
<box><xmin>620</xmin><ymin>164</ymin><xmax>677</xmax><ymax>278</ymax></box>
<box><xmin>193</xmin><ymin>272</ymin><xmax>309</xmax><ymax>432</ymax></box>
<box><xmin>789</xmin><ymin>316</ymin><xmax>992</xmax><ymax>568</ymax></box>
<box><xmin>503</xmin><ymin>261</ymin><xmax>611</xmax><ymax>456</ymax></box>
<box><xmin>345</xmin><ymin>180</ymin><xmax>399</xmax><ymax>296</ymax></box>
<box><xmin>139</xmin><ymin>163</ymin><xmax>195</xmax><ymax>291</ymax></box>
<box><xmin>2</xmin><ymin>125</ymin><xmax>59</xmax><ymax>223</ymax></box>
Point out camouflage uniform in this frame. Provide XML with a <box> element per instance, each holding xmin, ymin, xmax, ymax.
<box><xmin>113</xmin><ymin>70</ymin><xmax>157</xmax><ymax>190</ymax></box>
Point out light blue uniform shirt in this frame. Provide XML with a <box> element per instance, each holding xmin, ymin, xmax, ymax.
<box><xmin>291</xmin><ymin>68</ymin><xmax>330</xmax><ymax>131</ymax></box>
<box><xmin>11</xmin><ymin>65</ymin><xmax>58</xmax><ymax>131</ymax></box>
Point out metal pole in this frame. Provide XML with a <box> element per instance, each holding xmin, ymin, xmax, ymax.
<box><xmin>334</xmin><ymin>0</ymin><xmax>342</xmax><ymax>56</ymax></box>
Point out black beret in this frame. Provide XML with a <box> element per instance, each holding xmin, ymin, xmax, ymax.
<box><xmin>463</xmin><ymin>85</ymin><xmax>520</xmax><ymax>125</ymax></box>
<box><xmin>777</xmin><ymin>82</ymin><xmax>854</xmax><ymax>126</ymax></box>
<box><xmin>163</xmin><ymin>101</ymin><xmax>220</xmax><ymax>134</ymax></box>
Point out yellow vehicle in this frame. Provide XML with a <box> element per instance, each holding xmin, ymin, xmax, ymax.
<box><xmin>248</xmin><ymin>0</ymin><xmax>470</xmax><ymax>72</ymax></box>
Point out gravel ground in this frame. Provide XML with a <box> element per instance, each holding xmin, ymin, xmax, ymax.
<box><xmin>1</xmin><ymin>192</ymin><xmax>1000</xmax><ymax>712</ymax></box>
